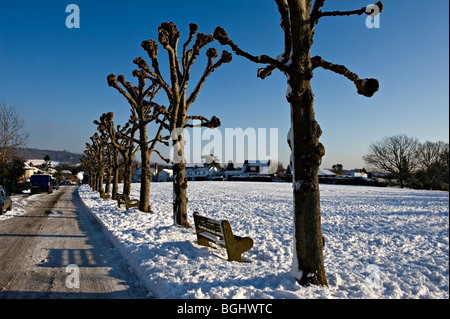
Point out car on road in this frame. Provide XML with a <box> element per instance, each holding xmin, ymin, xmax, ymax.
<box><xmin>0</xmin><ymin>186</ymin><xmax>12</xmax><ymax>214</ymax></box>
<box><xmin>30</xmin><ymin>174</ymin><xmax>53</xmax><ymax>194</ymax></box>
<box><xmin>52</xmin><ymin>179</ymin><xmax>59</xmax><ymax>190</ymax></box>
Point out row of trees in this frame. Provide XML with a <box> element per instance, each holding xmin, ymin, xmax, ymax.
<box><xmin>364</xmin><ymin>134</ymin><xmax>449</xmax><ymax>190</ymax></box>
<box><xmin>82</xmin><ymin>1</ymin><xmax>385</xmax><ymax>287</ymax></box>
<box><xmin>82</xmin><ymin>22</ymin><xmax>231</xmax><ymax>228</ymax></box>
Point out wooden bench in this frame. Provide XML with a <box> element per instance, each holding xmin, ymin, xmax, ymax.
<box><xmin>100</xmin><ymin>192</ymin><xmax>110</xmax><ymax>199</ymax></box>
<box><xmin>193</xmin><ymin>212</ymin><xmax>253</xmax><ymax>262</ymax></box>
<box><xmin>116</xmin><ymin>193</ymin><xmax>140</xmax><ymax>209</ymax></box>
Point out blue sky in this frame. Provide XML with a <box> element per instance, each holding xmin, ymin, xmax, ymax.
<box><xmin>0</xmin><ymin>0</ymin><xmax>448</xmax><ymax>169</ymax></box>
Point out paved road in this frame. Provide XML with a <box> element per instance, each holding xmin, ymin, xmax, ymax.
<box><xmin>0</xmin><ymin>186</ymin><xmax>150</xmax><ymax>299</ymax></box>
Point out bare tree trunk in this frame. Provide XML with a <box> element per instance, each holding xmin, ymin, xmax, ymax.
<box><xmin>172</xmin><ymin>161</ymin><xmax>190</xmax><ymax>227</ymax></box>
<box><xmin>283</xmin><ymin>0</ymin><xmax>327</xmax><ymax>286</ymax></box>
<box><xmin>140</xmin><ymin>147</ymin><xmax>152</xmax><ymax>213</ymax></box>
<box><xmin>105</xmin><ymin>167</ymin><xmax>112</xmax><ymax>195</ymax></box>
<box><xmin>112</xmin><ymin>153</ymin><xmax>120</xmax><ymax>200</ymax></box>
<box><xmin>98</xmin><ymin>165</ymin><xmax>105</xmax><ymax>197</ymax></box>
<box><xmin>122</xmin><ymin>162</ymin><xmax>133</xmax><ymax>200</ymax></box>
<box><xmin>288</xmin><ymin>74</ymin><xmax>327</xmax><ymax>286</ymax></box>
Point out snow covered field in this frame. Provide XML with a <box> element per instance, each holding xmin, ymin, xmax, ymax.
<box><xmin>76</xmin><ymin>181</ymin><xmax>448</xmax><ymax>299</ymax></box>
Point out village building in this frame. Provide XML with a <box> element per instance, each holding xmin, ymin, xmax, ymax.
<box><xmin>157</xmin><ymin>169</ymin><xmax>173</xmax><ymax>182</ymax></box>
<box><xmin>131</xmin><ymin>165</ymin><xmax>159</xmax><ymax>183</ymax></box>
<box><xmin>185</xmin><ymin>166</ymin><xmax>219</xmax><ymax>181</ymax></box>
<box><xmin>225</xmin><ymin>160</ymin><xmax>276</xmax><ymax>181</ymax></box>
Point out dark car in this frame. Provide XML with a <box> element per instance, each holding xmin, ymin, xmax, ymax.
<box><xmin>52</xmin><ymin>179</ymin><xmax>59</xmax><ymax>190</ymax></box>
<box><xmin>0</xmin><ymin>186</ymin><xmax>12</xmax><ymax>214</ymax></box>
<box><xmin>30</xmin><ymin>174</ymin><xmax>53</xmax><ymax>194</ymax></box>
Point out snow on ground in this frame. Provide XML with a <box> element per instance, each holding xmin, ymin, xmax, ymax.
<box><xmin>1</xmin><ymin>190</ymin><xmax>34</xmax><ymax>220</ymax></box>
<box><xmin>76</xmin><ymin>182</ymin><xmax>449</xmax><ymax>299</ymax></box>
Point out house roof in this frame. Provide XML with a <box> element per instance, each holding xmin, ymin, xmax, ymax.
<box><xmin>318</xmin><ymin>169</ymin><xmax>336</xmax><ymax>176</ymax></box>
<box><xmin>186</xmin><ymin>166</ymin><xmax>216</xmax><ymax>172</ymax></box>
<box><xmin>245</xmin><ymin>160</ymin><xmax>271</xmax><ymax>167</ymax></box>
<box><xmin>133</xmin><ymin>168</ymin><xmax>156</xmax><ymax>175</ymax></box>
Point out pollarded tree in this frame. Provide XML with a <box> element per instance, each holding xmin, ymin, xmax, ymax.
<box><xmin>213</xmin><ymin>1</ymin><xmax>383</xmax><ymax>286</ymax></box>
<box><xmin>107</xmin><ymin>71</ymin><xmax>169</xmax><ymax>213</ymax></box>
<box><xmin>84</xmin><ymin>133</ymin><xmax>109</xmax><ymax>196</ymax></box>
<box><xmin>95</xmin><ymin>112</ymin><xmax>139</xmax><ymax>200</ymax></box>
<box><xmin>133</xmin><ymin>22</ymin><xmax>232</xmax><ymax>227</ymax></box>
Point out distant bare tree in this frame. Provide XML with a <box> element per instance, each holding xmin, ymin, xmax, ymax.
<box><xmin>417</xmin><ymin>141</ymin><xmax>449</xmax><ymax>189</ymax></box>
<box><xmin>214</xmin><ymin>1</ymin><xmax>382</xmax><ymax>285</ymax></box>
<box><xmin>363</xmin><ymin>134</ymin><xmax>420</xmax><ymax>188</ymax></box>
<box><xmin>440</xmin><ymin>143</ymin><xmax>449</xmax><ymax>184</ymax></box>
<box><xmin>0</xmin><ymin>102</ymin><xmax>29</xmax><ymax>164</ymax></box>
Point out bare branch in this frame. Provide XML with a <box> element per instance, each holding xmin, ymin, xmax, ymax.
<box><xmin>310</xmin><ymin>0</ymin><xmax>326</xmax><ymax>27</ymax></box>
<box><xmin>311</xmin><ymin>56</ymin><xmax>379</xmax><ymax>97</ymax></box>
<box><xmin>182</xmin><ymin>23</ymin><xmax>199</xmax><ymax>72</ymax></box>
<box><xmin>275</xmin><ymin>0</ymin><xmax>292</xmax><ymax>63</ymax></box>
<box><xmin>181</xmin><ymin>32</ymin><xmax>216</xmax><ymax>94</ymax></box>
<box><xmin>107</xmin><ymin>74</ymin><xmax>137</xmax><ymax>107</ymax></box>
<box><xmin>154</xmin><ymin>149</ymin><xmax>171</xmax><ymax>164</ymax></box>
<box><xmin>213</xmin><ymin>27</ymin><xmax>289</xmax><ymax>77</ymax></box>
<box><xmin>186</xmin><ymin>50</ymin><xmax>232</xmax><ymax>107</ymax></box>
<box><xmin>184</xmin><ymin>116</ymin><xmax>221</xmax><ymax>129</ymax></box>
<box><xmin>319</xmin><ymin>1</ymin><xmax>383</xmax><ymax>19</ymax></box>
<box><xmin>158</xmin><ymin>22</ymin><xmax>182</xmax><ymax>91</ymax></box>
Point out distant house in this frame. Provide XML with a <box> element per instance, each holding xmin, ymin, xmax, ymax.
<box><xmin>318</xmin><ymin>169</ymin><xmax>336</xmax><ymax>178</ymax></box>
<box><xmin>224</xmin><ymin>169</ymin><xmax>243</xmax><ymax>181</ymax></box>
<box><xmin>23</xmin><ymin>162</ymin><xmax>39</xmax><ymax>180</ymax></box>
<box><xmin>26</xmin><ymin>159</ymin><xmax>60</xmax><ymax>168</ymax></box>
<box><xmin>225</xmin><ymin>160</ymin><xmax>276</xmax><ymax>181</ymax></box>
<box><xmin>347</xmin><ymin>169</ymin><xmax>368</xmax><ymax>178</ymax></box>
<box><xmin>132</xmin><ymin>164</ymin><xmax>159</xmax><ymax>183</ymax></box>
<box><xmin>41</xmin><ymin>167</ymin><xmax>57</xmax><ymax>175</ymax></box>
<box><xmin>61</xmin><ymin>169</ymin><xmax>72</xmax><ymax>177</ymax></box>
<box><xmin>285</xmin><ymin>165</ymin><xmax>336</xmax><ymax>181</ymax></box>
<box><xmin>157</xmin><ymin>169</ymin><xmax>173</xmax><ymax>182</ymax></box>
<box><xmin>186</xmin><ymin>166</ymin><xmax>219</xmax><ymax>181</ymax></box>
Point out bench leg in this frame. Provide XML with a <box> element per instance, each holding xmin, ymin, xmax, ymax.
<box><xmin>221</xmin><ymin>220</ymin><xmax>254</xmax><ymax>262</ymax></box>
<box><xmin>197</xmin><ymin>235</ymin><xmax>216</xmax><ymax>249</ymax></box>
<box><xmin>125</xmin><ymin>200</ymin><xmax>140</xmax><ymax>210</ymax></box>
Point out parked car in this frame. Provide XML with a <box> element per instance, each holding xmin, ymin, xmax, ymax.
<box><xmin>52</xmin><ymin>179</ymin><xmax>59</xmax><ymax>190</ymax></box>
<box><xmin>30</xmin><ymin>174</ymin><xmax>53</xmax><ymax>194</ymax></box>
<box><xmin>0</xmin><ymin>186</ymin><xmax>12</xmax><ymax>214</ymax></box>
